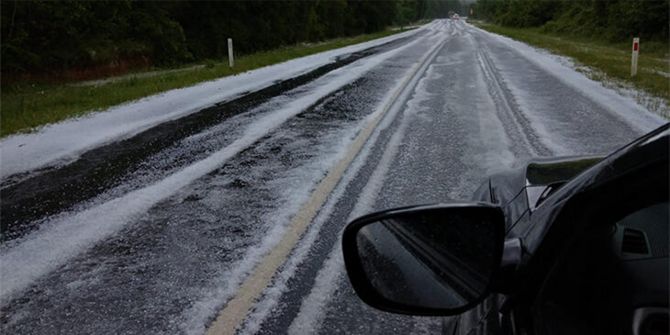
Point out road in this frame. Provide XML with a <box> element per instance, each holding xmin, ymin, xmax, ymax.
<box><xmin>0</xmin><ymin>20</ymin><xmax>664</xmax><ymax>334</ymax></box>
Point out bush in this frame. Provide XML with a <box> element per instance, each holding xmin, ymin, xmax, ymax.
<box><xmin>474</xmin><ymin>0</ymin><xmax>669</xmax><ymax>44</ymax></box>
<box><xmin>1</xmin><ymin>0</ymin><xmax>408</xmax><ymax>82</ymax></box>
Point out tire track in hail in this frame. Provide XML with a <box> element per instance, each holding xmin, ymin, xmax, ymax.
<box><xmin>471</xmin><ymin>31</ymin><xmax>552</xmax><ymax>157</ymax></box>
<box><xmin>0</xmin><ymin>31</ymin><xmax>425</xmax><ymax>243</ymax></box>
<box><xmin>235</xmin><ymin>31</ymin><xmax>467</xmax><ymax>335</ymax></box>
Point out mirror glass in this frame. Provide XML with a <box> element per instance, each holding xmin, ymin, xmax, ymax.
<box><xmin>354</xmin><ymin>208</ymin><xmax>501</xmax><ymax>310</ymax></box>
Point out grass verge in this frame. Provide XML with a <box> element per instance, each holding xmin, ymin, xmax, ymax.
<box><xmin>472</xmin><ymin>21</ymin><xmax>669</xmax><ymax>117</ymax></box>
<box><xmin>1</xmin><ymin>28</ymin><xmax>408</xmax><ymax>137</ymax></box>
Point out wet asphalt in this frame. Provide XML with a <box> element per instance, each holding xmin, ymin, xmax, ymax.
<box><xmin>0</xmin><ymin>20</ymin><xmax>658</xmax><ymax>335</ymax></box>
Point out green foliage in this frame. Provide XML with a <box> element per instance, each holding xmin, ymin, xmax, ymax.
<box><xmin>2</xmin><ymin>0</ymin><xmax>462</xmax><ymax>134</ymax></box>
<box><xmin>473</xmin><ymin>0</ymin><xmax>669</xmax><ymax>43</ymax></box>
<box><xmin>1</xmin><ymin>0</ymin><xmax>415</xmax><ymax>79</ymax></box>
<box><xmin>1</xmin><ymin>0</ymin><xmax>191</xmax><ymax>74</ymax></box>
<box><xmin>422</xmin><ymin>0</ymin><xmax>466</xmax><ymax>18</ymax></box>
<box><xmin>1</xmin><ymin>29</ymin><xmax>403</xmax><ymax>136</ymax></box>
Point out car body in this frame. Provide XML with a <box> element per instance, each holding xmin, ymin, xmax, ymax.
<box><xmin>471</xmin><ymin>155</ymin><xmax>604</xmax><ymax>228</ymax></box>
<box><xmin>454</xmin><ymin>124</ymin><xmax>669</xmax><ymax>334</ymax></box>
<box><xmin>343</xmin><ymin>123</ymin><xmax>669</xmax><ymax>335</ymax></box>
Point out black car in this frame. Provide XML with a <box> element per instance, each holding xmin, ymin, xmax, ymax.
<box><xmin>342</xmin><ymin>124</ymin><xmax>669</xmax><ymax>335</ymax></box>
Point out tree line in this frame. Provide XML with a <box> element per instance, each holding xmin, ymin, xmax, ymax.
<box><xmin>473</xmin><ymin>0</ymin><xmax>669</xmax><ymax>43</ymax></box>
<box><xmin>1</xmin><ymin>0</ymin><xmax>465</xmax><ymax>81</ymax></box>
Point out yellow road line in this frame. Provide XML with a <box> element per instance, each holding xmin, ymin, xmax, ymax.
<box><xmin>206</xmin><ymin>35</ymin><xmax>446</xmax><ymax>335</ymax></box>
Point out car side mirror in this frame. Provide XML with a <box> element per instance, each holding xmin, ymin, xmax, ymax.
<box><xmin>342</xmin><ymin>203</ymin><xmax>505</xmax><ymax>316</ymax></box>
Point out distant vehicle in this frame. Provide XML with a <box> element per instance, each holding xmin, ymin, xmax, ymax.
<box><xmin>343</xmin><ymin>123</ymin><xmax>669</xmax><ymax>334</ymax></box>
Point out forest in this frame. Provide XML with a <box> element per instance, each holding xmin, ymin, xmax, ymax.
<box><xmin>473</xmin><ymin>0</ymin><xmax>669</xmax><ymax>43</ymax></box>
<box><xmin>1</xmin><ymin>0</ymin><xmax>466</xmax><ymax>82</ymax></box>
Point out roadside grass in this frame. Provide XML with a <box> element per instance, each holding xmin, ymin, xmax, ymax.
<box><xmin>472</xmin><ymin>21</ymin><xmax>669</xmax><ymax>117</ymax></box>
<box><xmin>1</xmin><ymin>28</ymin><xmax>407</xmax><ymax>137</ymax></box>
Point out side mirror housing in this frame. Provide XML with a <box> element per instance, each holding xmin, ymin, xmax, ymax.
<box><xmin>342</xmin><ymin>203</ymin><xmax>505</xmax><ymax>316</ymax></box>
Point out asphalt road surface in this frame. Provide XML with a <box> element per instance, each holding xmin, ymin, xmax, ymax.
<box><xmin>0</xmin><ymin>20</ymin><xmax>664</xmax><ymax>334</ymax></box>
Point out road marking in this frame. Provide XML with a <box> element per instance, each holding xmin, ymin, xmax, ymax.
<box><xmin>206</xmin><ymin>35</ymin><xmax>447</xmax><ymax>335</ymax></box>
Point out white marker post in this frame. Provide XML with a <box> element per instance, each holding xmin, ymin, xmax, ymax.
<box><xmin>228</xmin><ymin>38</ymin><xmax>234</xmax><ymax>68</ymax></box>
<box><xmin>631</xmin><ymin>37</ymin><xmax>639</xmax><ymax>77</ymax></box>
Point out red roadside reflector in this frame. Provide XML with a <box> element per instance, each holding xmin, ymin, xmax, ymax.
<box><xmin>631</xmin><ymin>38</ymin><xmax>640</xmax><ymax>77</ymax></box>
